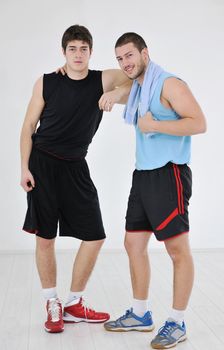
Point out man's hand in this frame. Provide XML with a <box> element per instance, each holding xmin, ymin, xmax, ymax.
<box><xmin>138</xmin><ymin>111</ymin><xmax>155</xmax><ymax>133</ymax></box>
<box><xmin>98</xmin><ymin>90</ymin><xmax>119</xmax><ymax>112</ymax></box>
<box><xmin>56</xmin><ymin>64</ymin><xmax>67</xmax><ymax>75</ymax></box>
<box><xmin>20</xmin><ymin>169</ymin><xmax>35</xmax><ymax>192</ymax></box>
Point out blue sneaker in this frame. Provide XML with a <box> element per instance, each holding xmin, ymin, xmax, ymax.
<box><xmin>104</xmin><ymin>308</ymin><xmax>154</xmax><ymax>332</ymax></box>
<box><xmin>151</xmin><ymin>319</ymin><xmax>187</xmax><ymax>349</ymax></box>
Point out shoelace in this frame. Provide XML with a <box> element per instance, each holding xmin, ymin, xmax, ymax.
<box><xmin>119</xmin><ymin>309</ymin><xmax>132</xmax><ymax>321</ymax></box>
<box><xmin>157</xmin><ymin>322</ymin><xmax>176</xmax><ymax>337</ymax></box>
<box><xmin>48</xmin><ymin>299</ymin><xmax>61</xmax><ymax>322</ymax></box>
<box><xmin>80</xmin><ymin>298</ymin><xmax>94</xmax><ymax>319</ymax></box>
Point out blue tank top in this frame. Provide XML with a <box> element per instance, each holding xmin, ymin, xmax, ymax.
<box><xmin>135</xmin><ymin>72</ymin><xmax>191</xmax><ymax>170</ymax></box>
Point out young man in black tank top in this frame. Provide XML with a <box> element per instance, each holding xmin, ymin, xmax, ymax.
<box><xmin>20</xmin><ymin>25</ymin><xmax>130</xmax><ymax>333</ymax></box>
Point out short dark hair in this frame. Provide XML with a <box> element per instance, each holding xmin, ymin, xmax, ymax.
<box><xmin>115</xmin><ymin>32</ymin><xmax>147</xmax><ymax>52</ymax></box>
<box><xmin>62</xmin><ymin>25</ymin><xmax>93</xmax><ymax>51</ymax></box>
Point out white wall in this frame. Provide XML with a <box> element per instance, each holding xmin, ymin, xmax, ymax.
<box><xmin>0</xmin><ymin>0</ymin><xmax>223</xmax><ymax>251</ymax></box>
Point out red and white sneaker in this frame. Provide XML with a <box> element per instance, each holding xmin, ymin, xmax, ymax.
<box><xmin>63</xmin><ymin>297</ymin><xmax>110</xmax><ymax>323</ymax></box>
<box><xmin>45</xmin><ymin>298</ymin><xmax>64</xmax><ymax>333</ymax></box>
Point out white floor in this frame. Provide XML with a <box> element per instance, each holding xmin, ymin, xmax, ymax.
<box><xmin>0</xmin><ymin>249</ymin><xmax>224</xmax><ymax>350</ymax></box>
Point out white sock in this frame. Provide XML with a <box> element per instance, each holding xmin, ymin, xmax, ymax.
<box><xmin>132</xmin><ymin>298</ymin><xmax>149</xmax><ymax>317</ymax></box>
<box><xmin>42</xmin><ymin>287</ymin><xmax>57</xmax><ymax>301</ymax></box>
<box><xmin>66</xmin><ymin>291</ymin><xmax>84</xmax><ymax>304</ymax></box>
<box><xmin>168</xmin><ymin>308</ymin><xmax>185</xmax><ymax>325</ymax></box>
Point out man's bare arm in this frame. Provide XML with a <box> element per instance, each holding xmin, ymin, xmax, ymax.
<box><xmin>138</xmin><ymin>78</ymin><xmax>207</xmax><ymax>136</ymax></box>
<box><xmin>20</xmin><ymin>77</ymin><xmax>45</xmax><ymax>191</ymax></box>
<box><xmin>99</xmin><ymin>69</ymin><xmax>132</xmax><ymax>111</ymax></box>
<box><xmin>102</xmin><ymin>69</ymin><xmax>130</xmax><ymax>92</ymax></box>
<box><xmin>99</xmin><ymin>80</ymin><xmax>132</xmax><ymax>111</ymax></box>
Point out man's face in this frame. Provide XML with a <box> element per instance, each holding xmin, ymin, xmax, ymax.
<box><xmin>63</xmin><ymin>40</ymin><xmax>91</xmax><ymax>72</ymax></box>
<box><xmin>115</xmin><ymin>42</ymin><xmax>148</xmax><ymax>80</ymax></box>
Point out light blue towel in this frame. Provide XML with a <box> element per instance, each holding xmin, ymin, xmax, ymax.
<box><xmin>123</xmin><ymin>61</ymin><xmax>164</xmax><ymax>136</ymax></box>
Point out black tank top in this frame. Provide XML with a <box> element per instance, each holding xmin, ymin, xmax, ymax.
<box><xmin>32</xmin><ymin>70</ymin><xmax>103</xmax><ymax>159</ymax></box>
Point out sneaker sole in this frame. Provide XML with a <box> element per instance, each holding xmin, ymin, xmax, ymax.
<box><xmin>44</xmin><ymin>326</ymin><xmax>64</xmax><ymax>333</ymax></box>
<box><xmin>151</xmin><ymin>334</ymin><xmax>187</xmax><ymax>349</ymax></box>
<box><xmin>104</xmin><ymin>324</ymin><xmax>155</xmax><ymax>332</ymax></box>
<box><xmin>63</xmin><ymin>315</ymin><xmax>109</xmax><ymax>323</ymax></box>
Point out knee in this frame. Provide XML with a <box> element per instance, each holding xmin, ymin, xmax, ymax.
<box><xmin>124</xmin><ymin>236</ymin><xmax>147</xmax><ymax>257</ymax></box>
<box><xmin>36</xmin><ymin>236</ymin><xmax>55</xmax><ymax>251</ymax></box>
<box><xmin>124</xmin><ymin>236</ymin><xmax>132</xmax><ymax>254</ymax></box>
<box><xmin>168</xmin><ymin>248</ymin><xmax>181</xmax><ymax>264</ymax></box>
<box><xmin>167</xmin><ymin>246</ymin><xmax>192</xmax><ymax>264</ymax></box>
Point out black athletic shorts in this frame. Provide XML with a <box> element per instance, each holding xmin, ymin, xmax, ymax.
<box><xmin>125</xmin><ymin>162</ymin><xmax>192</xmax><ymax>241</ymax></box>
<box><xmin>23</xmin><ymin>148</ymin><xmax>106</xmax><ymax>241</ymax></box>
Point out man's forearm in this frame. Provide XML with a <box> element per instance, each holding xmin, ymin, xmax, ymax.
<box><xmin>149</xmin><ymin>118</ymin><xmax>206</xmax><ymax>136</ymax></box>
<box><xmin>20</xmin><ymin>125</ymin><xmax>35</xmax><ymax>171</ymax></box>
<box><xmin>115</xmin><ymin>80</ymin><xmax>132</xmax><ymax>104</ymax></box>
<box><xmin>98</xmin><ymin>79</ymin><xmax>132</xmax><ymax>111</ymax></box>
<box><xmin>138</xmin><ymin>111</ymin><xmax>206</xmax><ymax>136</ymax></box>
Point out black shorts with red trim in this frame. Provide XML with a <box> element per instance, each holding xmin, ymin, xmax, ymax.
<box><xmin>125</xmin><ymin>162</ymin><xmax>192</xmax><ymax>241</ymax></box>
<box><xmin>23</xmin><ymin>147</ymin><xmax>105</xmax><ymax>241</ymax></box>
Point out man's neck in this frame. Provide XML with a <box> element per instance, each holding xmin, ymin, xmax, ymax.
<box><xmin>66</xmin><ymin>66</ymin><xmax>89</xmax><ymax>80</ymax></box>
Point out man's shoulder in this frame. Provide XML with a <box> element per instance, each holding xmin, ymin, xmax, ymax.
<box><xmin>89</xmin><ymin>69</ymin><xmax>102</xmax><ymax>73</ymax></box>
<box><xmin>162</xmin><ymin>76</ymin><xmax>186</xmax><ymax>91</ymax></box>
<box><xmin>43</xmin><ymin>71</ymin><xmax>61</xmax><ymax>82</ymax></box>
<box><xmin>88</xmin><ymin>69</ymin><xmax>102</xmax><ymax>77</ymax></box>
<box><xmin>42</xmin><ymin>72</ymin><xmax>61</xmax><ymax>101</ymax></box>
<box><xmin>88</xmin><ymin>70</ymin><xmax>103</xmax><ymax>88</ymax></box>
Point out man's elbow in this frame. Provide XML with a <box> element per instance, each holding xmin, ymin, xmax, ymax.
<box><xmin>193</xmin><ymin>114</ymin><xmax>207</xmax><ymax>135</ymax></box>
<box><xmin>23</xmin><ymin>121</ymin><xmax>37</xmax><ymax>135</ymax></box>
<box><xmin>200</xmin><ymin>124</ymin><xmax>207</xmax><ymax>134</ymax></box>
<box><xmin>198</xmin><ymin>118</ymin><xmax>207</xmax><ymax>134</ymax></box>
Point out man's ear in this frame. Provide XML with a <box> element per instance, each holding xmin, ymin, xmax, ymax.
<box><xmin>62</xmin><ymin>47</ymin><xmax>66</xmax><ymax>57</ymax></box>
<box><xmin>142</xmin><ymin>47</ymin><xmax>149</xmax><ymax>56</ymax></box>
<box><xmin>142</xmin><ymin>47</ymin><xmax>149</xmax><ymax>62</ymax></box>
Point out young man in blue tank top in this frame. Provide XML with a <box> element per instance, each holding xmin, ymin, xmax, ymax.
<box><xmin>20</xmin><ymin>25</ymin><xmax>130</xmax><ymax>333</ymax></box>
<box><xmin>101</xmin><ymin>33</ymin><xmax>206</xmax><ymax>349</ymax></box>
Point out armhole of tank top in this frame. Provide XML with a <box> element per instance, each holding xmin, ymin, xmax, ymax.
<box><xmin>156</xmin><ymin>74</ymin><xmax>177</xmax><ymax>110</ymax></box>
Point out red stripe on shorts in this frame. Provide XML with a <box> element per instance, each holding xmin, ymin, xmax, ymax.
<box><xmin>156</xmin><ymin>207</ymin><xmax>178</xmax><ymax>231</ymax></box>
